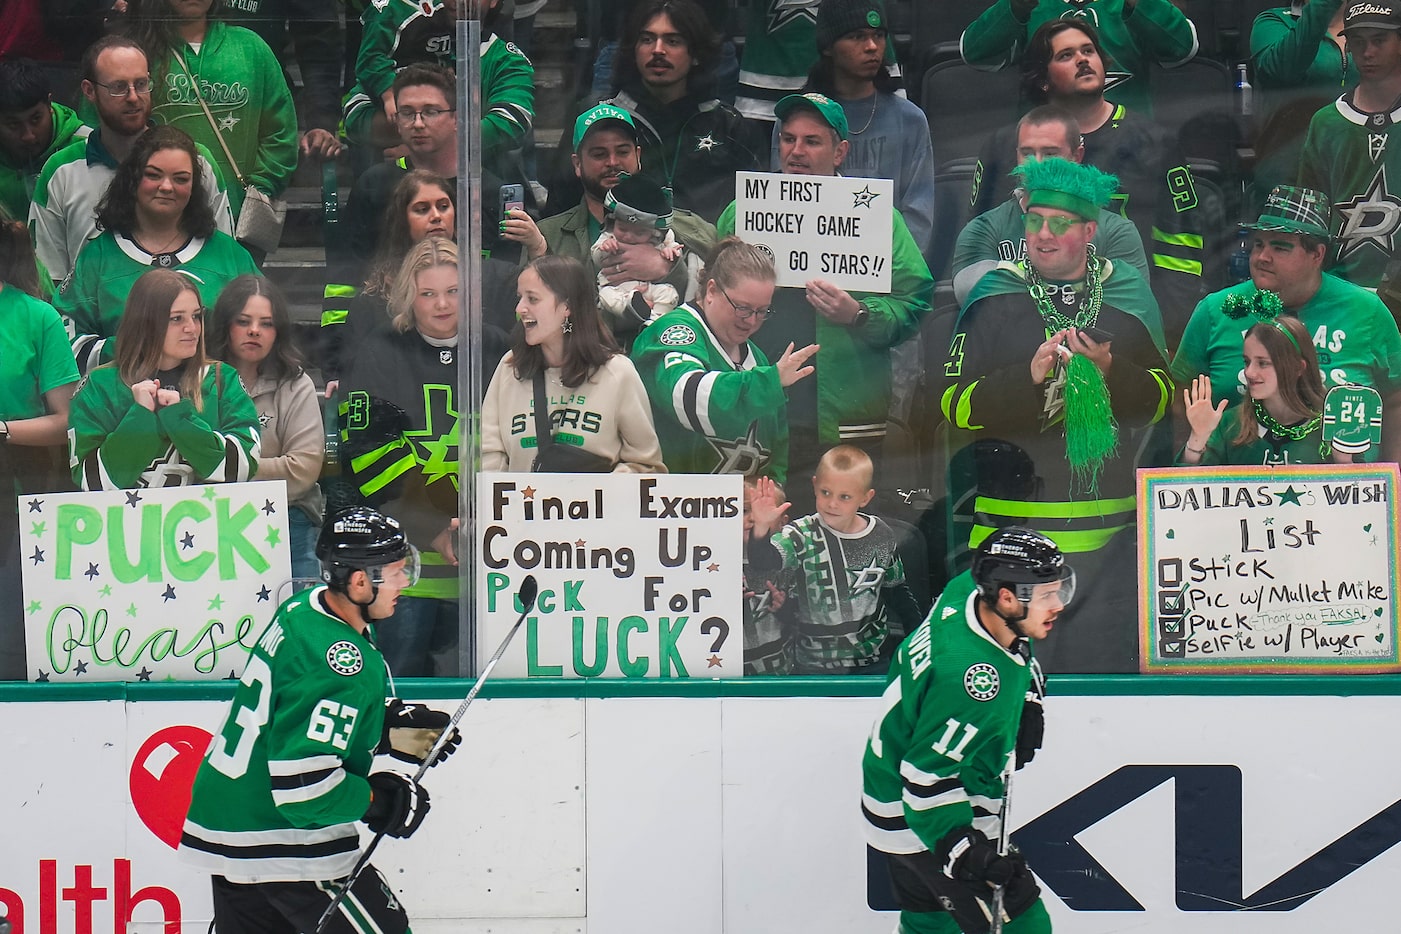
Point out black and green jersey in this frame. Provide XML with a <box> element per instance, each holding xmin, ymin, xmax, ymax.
<box><xmin>340</xmin><ymin>328</ymin><xmax>459</xmax><ymax>599</ymax></box>
<box><xmin>742</xmin><ymin>553</ymin><xmax>796</xmax><ymax>675</ymax></box>
<box><xmin>751</xmin><ymin>513</ymin><xmax>921</xmax><ymax>672</ymax></box>
<box><xmin>68</xmin><ymin>363</ymin><xmax>260</xmax><ymax>490</ymax></box>
<box><xmin>630</xmin><ymin>303</ymin><xmax>791</xmax><ymax>483</ymax></box>
<box><xmin>181</xmin><ymin>588</ymin><xmax>388</xmax><ymax>882</ymax></box>
<box><xmin>1299</xmin><ymin>89</ymin><xmax>1401</xmax><ymax>289</ymax></box>
<box><xmin>862</xmin><ymin>572</ymin><xmax>1031</xmax><ymax>854</ymax></box>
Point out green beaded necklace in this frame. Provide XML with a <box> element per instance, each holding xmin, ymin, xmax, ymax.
<box><xmin>1251</xmin><ymin>400</ymin><xmax>1329</xmax><ymax>458</ymax></box>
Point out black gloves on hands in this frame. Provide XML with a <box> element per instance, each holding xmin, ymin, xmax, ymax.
<box><xmin>932</xmin><ymin>828</ymin><xmax>1042</xmax><ymax>933</ymax></box>
<box><xmin>378</xmin><ymin>698</ymin><xmax>461</xmax><ymax>767</ymax></box>
<box><xmin>364</xmin><ymin>771</ymin><xmax>431</xmax><ymax>839</ymax></box>
<box><xmin>1015</xmin><ymin>658</ymin><xmax>1047</xmax><ymax>769</ymax></box>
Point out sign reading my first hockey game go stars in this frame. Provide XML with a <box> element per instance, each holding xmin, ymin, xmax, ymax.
<box><xmin>477</xmin><ymin>473</ymin><xmax>744</xmax><ymax>678</ymax></box>
<box><xmin>19</xmin><ymin>481</ymin><xmax>292</xmax><ymax>682</ymax></box>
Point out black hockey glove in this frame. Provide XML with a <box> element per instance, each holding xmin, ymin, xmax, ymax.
<box><xmin>378</xmin><ymin>698</ymin><xmax>461</xmax><ymax>767</ymax></box>
<box><xmin>937</xmin><ymin>828</ymin><xmax>1026</xmax><ymax>888</ymax></box>
<box><xmin>1016</xmin><ymin>658</ymin><xmax>1047</xmax><ymax>769</ymax></box>
<box><xmin>364</xmin><ymin>771</ymin><xmax>431</xmax><ymax>838</ymax></box>
<box><xmin>929</xmin><ymin>829</ymin><xmax>1039</xmax><ymax>934</ymax></box>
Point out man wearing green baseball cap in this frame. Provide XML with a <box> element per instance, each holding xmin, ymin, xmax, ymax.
<box><xmin>717</xmin><ymin>91</ymin><xmax>934</xmax><ymax>513</ymax></box>
<box><xmin>500</xmin><ymin>102</ymin><xmax>717</xmax><ymax>347</ymax></box>
<box><xmin>1173</xmin><ymin>184</ymin><xmax>1401</xmax><ymax>461</ymax></box>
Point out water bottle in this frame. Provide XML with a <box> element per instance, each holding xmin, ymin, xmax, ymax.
<box><xmin>1228</xmin><ymin>225</ymin><xmax>1252</xmax><ymax>283</ymax></box>
<box><xmin>1236</xmin><ymin>63</ymin><xmax>1253</xmax><ymax>117</ymax></box>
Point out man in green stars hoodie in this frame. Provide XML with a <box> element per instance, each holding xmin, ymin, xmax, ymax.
<box><xmin>0</xmin><ymin>58</ymin><xmax>91</xmax><ymax>222</ymax></box>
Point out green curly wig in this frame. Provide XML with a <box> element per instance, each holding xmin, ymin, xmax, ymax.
<box><xmin>1014</xmin><ymin>157</ymin><xmax>1120</xmax><ymax>220</ymax></box>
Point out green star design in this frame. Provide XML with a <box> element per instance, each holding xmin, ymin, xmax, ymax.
<box><xmin>29</xmin><ymin>520</ymin><xmax>45</xmax><ymax>537</ymax></box>
<box><xmin>126</xmin><ymin>602</ymin><xmax>138</xmax><ymax>617</ymax></box>
<box><xmin>26</xmin><ymin>600</ymin><xmax>41</xmax><ymax>615</ymax></box>
<box><xmin>265</xmin><ymin>525</ymin><xmax>282</xmax><ymax>547</ymax></box>
<box><xmin>970</xmin><ymin>670</ymin><xmax>996</xmax><ymax>693</ymax></box>
<box><xmin>208</xmin><ymin>594</ymin><xmax>224</xmax><ymax>610</ymax></box>
<box><xmin>1276</xmin><ymin>485</ymin><xmax>1305</xmax><ymax>506</ymax></box>
<box><xmin>99</xmin><ymin>584</ymin><xmax>113</xmax><ymax>597</ymax></box>
<box><xmin>404</xmin><ymin>385</ymin><xmax>460</xmax><ymax>487</ymax></box>
<box><xmin>203</xmin><ymin>485</ymin><xmax>218</xmax><ymax>500</ymax></box>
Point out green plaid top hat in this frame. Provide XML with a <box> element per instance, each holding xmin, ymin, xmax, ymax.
<box><xmin>1250</xmin><ymin>185</ymin><xmax>1332</xmax><ymax>240</ymax></box>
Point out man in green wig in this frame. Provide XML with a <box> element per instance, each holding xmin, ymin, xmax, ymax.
<box><xmin>940</xmin><ymin>156</ymin><xmax>1172</xmax><ymax>673</ymax></box>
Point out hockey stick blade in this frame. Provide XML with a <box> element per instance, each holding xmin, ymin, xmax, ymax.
<box><xmin>314</xmin><ymin>576</ymin><xmax>539</xmax><ymax>934</ymax></box>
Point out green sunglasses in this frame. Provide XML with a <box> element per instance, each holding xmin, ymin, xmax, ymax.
<box><xmin>1023</xmin><ymin>213</ymin><xmax>1086</xmax><ymax>236</ymax></box>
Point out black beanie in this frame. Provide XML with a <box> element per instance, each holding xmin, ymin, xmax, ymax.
<box><xmin>603</xmin><ymin>174</ymin><xmax>673</xmax><ymax>230</ymax></box>
<box><xmin>815</xmin><ymin>0</ymin><xmax>886</xmax><ymax>51</ymax></box>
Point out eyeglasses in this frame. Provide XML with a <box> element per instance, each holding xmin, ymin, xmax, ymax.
<box><xmin>94</xmin><ymin>78</ymin><xmax>153</xmax><ymax>97</ymax></box>
<box><xmin>395</xmin><ymin>108</ymin><xmax>455</xmax><ymax>126</ymax></box>
<box><xmin>1023</xmin><ymin>213</ymin><xmax>1086</xmax><ymax>236</ymax></box>
<box><xmin>720</xmin><ymin>285</ymin><xmax>774</xmax><ymax>321</ymax></box>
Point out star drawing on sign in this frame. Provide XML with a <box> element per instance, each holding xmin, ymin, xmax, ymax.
<box><xmin>707</xmin><ymin>562</ymin><xmax>719</xmax><ymax>572</ymax></box>
<box><xmin>28</xmin><ymin>498</ymin><xmax>42</xmax><ymax>512</ymax></box>
<box><xmin>99</xmin><ymin>584</ymin><xmax>113</xmax><ymax>597</ymax></box>
<box><xmin>26</xmin><ymin>599</ymin><xmax>41</xmax><ymax>615</ymax></box>
<box><xmin>30</xmin><ymin>545</ymin><xmax>44</xmax><ymax>565</ymax></box>
<box><xmin>74</xmin><ymin>660</ymin><xmax>88</xmax><ymax>675</ymax></box>
<box><xmin>217</xmin><ymin>114</ymin><xmax>239</xmax><ymax>131</ymax></box>
<box><xmin>226</xmin><ymin>670</ymin><xmax>238</xmax><ymax>680</ymax></box>
<box><xmin>85</xmin><ymin>562</ymin><xmax>100</xmax><ymax>580</ymax></box>
<box><xmin>522</xmin><ymin>485</ymin><xmax>536</xmax><ymax>499</ymax></box>
<box><xmin>126</xmin><ymin>603</ymin><xmax>138</xmax><ymax>617</ymax></box>
<box><xmin>162</xmin><ymin>584</ymin><xmax>177</xmax><ymax>601</ymax></box>
<box><xmin>35</xmin><ymin>670</ymin><xmax>49</xmax><ymax>683</ymax></box>
<box><xmin>262</xmin><ymin>499</ymin><xmax>276</xmax><ymax>515</ymax></box>
<box><xmin>136</xmin><ymin>666</ymin><xmax>153</xmax><ymax>681</ymax></box>
<box><xmin>203</xmin><ymin>485</ymin><xmax>218</xmax><ymax>500</ymax></box>
<box><xmin>707</xmin><ymin>654</ymin><xmax>723</xmax><ymax>668</ymax></box>
<box><xmin>257</xmin><ymin>585</ymin><xmax>271</xmax><ymax>602</ymax></box>
<box><xmin>852</xmin><ymin>185</ymin><xmax>879</xmax><ymax>209</ymax></box>
<box><xmin>181</xmin><ymin>531</ymin><xmax>195</xmax><ymax>549</ymax></box>
<box><xmin>266</xmin><ymin>525</ymin><xmax>281</xmax><ymax>546</ymax></box>
<box><xmin>1276</xmin><ymin>485</ymin><xmax>1305</xmax><ymax>506</ymax></box>
<box><xmin>125</xmin><ymin>490</ymin><xmax>143</xmax><ymax>507</ymax></box>
<box><xmin>696</xmin><ymin>133</ymin><xmax>718</xmax><ymax>151</ymax></box>
<box><xmin>208</xmin><ymin>594</ymin><xmax>224</xmax><ymax>610</ymax></box>
<box><xmin>575</xmin><ymin>538</ymin><xmax>587</xmax><ymax>548</ymax></box>
<box><xmin>30</xmin><ymin>520</ymin><xmax>45</xmax><ymax>537</ymax></box>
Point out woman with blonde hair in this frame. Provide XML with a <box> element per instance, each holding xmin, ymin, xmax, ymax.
<box><xmin>69</xmin><ymin>267</ymin><xmax>260</xmax><ymax>490</ymax></box>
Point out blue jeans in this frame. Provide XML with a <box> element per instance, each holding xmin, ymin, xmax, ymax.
<box><xmin>374</xmin><ymin>595</ymin><xmax>459</xmax><ymax>678</ymax></box>
<box><xmin>288</xmin><ymin>509</ymin><xmax>321</xmax><ymax>590</ymax></box>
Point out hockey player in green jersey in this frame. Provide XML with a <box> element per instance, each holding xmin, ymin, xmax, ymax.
<box><xmin>863</xmin><ymin>527</ymin><xmax>1072</xmax><ymax>934</ymax></box>
<box><xmin>182</xmin><ymin>505</ymin><xmax>461</xmax><ymax>934</ymax></box>
<box><xmin>631</xmin><ymin>236</ymin><xmax>818</xmax><ymax>482</ymax></box>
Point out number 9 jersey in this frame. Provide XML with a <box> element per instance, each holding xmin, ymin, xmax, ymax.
<box><xmin>181</xmin><ymin>587</ymin><xmax>389</xmax><ymax>882</ymax></box>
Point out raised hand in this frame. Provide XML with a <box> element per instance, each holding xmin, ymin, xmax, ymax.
<box><xmin>776</xmin><ymin>342</ymin><xmax>819</xmax><ymax>387</ymax></box>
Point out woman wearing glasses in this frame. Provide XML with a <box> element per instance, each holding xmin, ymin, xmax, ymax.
<box><xmin>69</xmin><ymin>267</ymin><xmax>260</xmax><ymax>490</ymax></box>
<box><xmin>631</xmin><ymin>237</ymin><xmax>818</xmax><ymax>483</ymax></box>
<box><xmin>55</xmin><ymin>126</ymin><xmax>259</xmax><ymax>374</ymax></box>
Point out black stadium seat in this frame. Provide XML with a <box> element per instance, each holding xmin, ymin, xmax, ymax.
<box><xmin>921</xmin><ymin>59</ymin><xmax>1024</xmax><ymax>167</ymax></box>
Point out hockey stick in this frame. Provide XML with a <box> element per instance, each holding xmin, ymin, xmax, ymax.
<box><xmin>991</xmin><ymin>757</ymin><xmax>1015</xmax><ymax>934</ymax></box>
<box><xmin>314</xmin><ymin>575</ymin><xmax>539</xmax><ymax>934</ymax></box>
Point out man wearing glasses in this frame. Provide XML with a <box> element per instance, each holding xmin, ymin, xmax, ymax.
<box><xmin>717</xmin><ymin>92</ymin><xmax>933</xmax><ymax>511</ymax></box>
<box><xmin>941</xmin><ymin>157</ymin><xmax>1170</xmax><ymax>673</ymax></box>
<box><xmin>31</xmin><ymin>36</ymin><xmax>232</xmax><ymax>285</ymax></box>
<box><xmin>0</xmin><ymin>57</ymin><xmax>91</xmax><ymax>225</ymax></box>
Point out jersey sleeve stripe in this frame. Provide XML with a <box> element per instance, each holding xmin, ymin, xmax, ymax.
<box><xmin>269</xmin><ymin>754</ymin><xmax>343</xmax><ymax>775</ymax></box>
<box><xmin>903</xmin><ymin>775</ymin><xmax>963</xmax><ymax>799</ymax></box>
<box><xmin>270</xmin><ymin>768</ymin><xmax>346</xmax><ymax>807</ymax></box>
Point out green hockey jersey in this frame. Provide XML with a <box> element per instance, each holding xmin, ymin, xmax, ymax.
<box><xmin>68</xmin><ymin>362</ymin><xmax>260</xmax><ymax>489</ymax></box>
<box><xmin>630</xmin><ymin>303</ymin><xmax>792</xmax><ymax>482</ymax></box>
<box><xmin>862</xmin><ymin>572</ymin><xmax>1032</xmax><ymax>855</ymax></box>
<box><xmin>181</xmin><ymin>588</ymin><xmax>388</xmax><ymax>883</ymax></box>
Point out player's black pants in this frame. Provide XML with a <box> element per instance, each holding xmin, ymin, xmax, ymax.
<box><xmin>210</xmin><ymin>866</ymin><xmax>409</xmax><ymax>934</ymax></box>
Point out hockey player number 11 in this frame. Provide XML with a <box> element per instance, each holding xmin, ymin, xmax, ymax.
<box><xmin>932</xmin><ymin>718</ymin><xmax>979</xmax><ymax>763</ymax></box>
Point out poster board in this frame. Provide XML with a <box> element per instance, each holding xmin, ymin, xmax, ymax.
<box><xmin>1137</xmin><ymin>464</ymin><xmax>1401</xmax><ymax>673</ymax></box>
<box><xmin>19</xmin><ymin>481</ymin><xmax>292</xmax><ymax>682</ymax></box>
<box><xmin>732</xmin><ymin>170</ymin><xmax>894</xmax><ymax>292</ymax></box>
<box><xmin>475</xmin><ymin>472</ymin><xmax>744</xmax><ymax>678</ymax></box>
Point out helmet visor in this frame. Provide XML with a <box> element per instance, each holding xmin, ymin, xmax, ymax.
<box><xmin>1023</xmin><ymin>567</ymin><xmax>1076</xmax><ymax>609</ymax></box>
<box><xmin>371</xmin><ymin>544</ymin><xmax>422</xmax><ymax>590</ymax></box>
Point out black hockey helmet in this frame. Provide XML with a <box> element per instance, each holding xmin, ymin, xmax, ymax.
<box><xmin>971</xmin><ymin>526</ymin><xmax>1075</xmax><ymax>607</ymax></box>
<box><xmin>316</xmin><ymin>506</ymin><xmax>421</xmax><ymax>593</ymax></box>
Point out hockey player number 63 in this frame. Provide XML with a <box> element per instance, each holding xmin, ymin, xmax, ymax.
<box><xmin>208</xmin><ymin>655</ymin><xmax>273</xmax><ymax>779</ymax></box>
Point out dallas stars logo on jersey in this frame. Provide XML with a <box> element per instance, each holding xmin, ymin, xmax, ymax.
<box><xmin>707</xmin><ymin>420</ymin><xmax>773</xmax><ymax>475</ymax></box>
<box><xmin>1336</xmin><ymin>166</ymin><xmax>1401</xmax><ymax>263</ymax></box>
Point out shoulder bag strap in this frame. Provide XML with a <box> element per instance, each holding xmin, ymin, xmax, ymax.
<box><xmin>532</xmin><ymin>369</ymin><xmax>554</xmax><ymax>453</ymax></box>
<box><xmin>170</xmin><ymin>48</ymin><xmax>248</xmax><ymax>187</ymax></box>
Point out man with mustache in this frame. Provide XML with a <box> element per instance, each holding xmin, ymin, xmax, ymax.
<box><xmin>30</xmin><ymin>36</ymin><xmax>231</xmax><ymax>284</ymax></box>
<box><xmin>968</xmin><ymin>18</ymin><xmax>1211</xmax><ymax>350</ymax></box>
<box><xmin>545</xmin><ymin>0</ymin><xmax>764</xmax><ymax>224</ymax></box>
<box><xmin>800</xmin><ymin>0</ymin><xmax>934</xmax><ymax>254</ymax></box>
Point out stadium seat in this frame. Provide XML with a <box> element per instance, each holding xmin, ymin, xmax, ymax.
<box><xmin>922</xmin><ymin>59</ymin><xmax>1023</xmax><ymax>169</ymax></box>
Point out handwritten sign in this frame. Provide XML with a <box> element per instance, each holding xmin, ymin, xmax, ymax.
<box><xmin>1138</xmin><ymin>464</ymin><xmax>1401</xmax><ymax>673</ymax></box>
<box><xmin>20</xmin><ymin>481</ymin><xmax>292</xmax><ymax>682</ymax></box>
<box><xmin>733</xmin><ymin>170</ymin><xmax>894</xmax><ymax>292</ymax></box>
<box><xmin>476</xmin><ymin>472</ymin><xmax>743</xmax><ymax>678</ymax></box>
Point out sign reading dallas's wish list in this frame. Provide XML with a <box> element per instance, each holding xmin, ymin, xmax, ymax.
<box><xmin>1138</xmin><ymin>464</ymin><xmax>1401</xmax><ymax>673</ymax></box>
<box><xmin>733</xmin><ymin>170</ymin><xmax>893</xmax><ymax>292</ymax></box>
<box><xmin>476</xmin><ymin>473</ymin><xmax>743</xmax><ymax>678</ymax></box>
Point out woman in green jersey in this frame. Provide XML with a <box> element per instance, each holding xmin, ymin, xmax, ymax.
<box><xmin>1181</xmin><ymin>315</ymin><xmax>1352</xmax><ymax>466</ymax></box>
<box><xmin>68</xmin><ymin>267</ymin><xmax>260</xmax><ymax>490</ymax></box>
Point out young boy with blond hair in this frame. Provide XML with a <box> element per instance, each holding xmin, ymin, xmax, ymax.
<box><xmin>748</xmin><ymin>445</ymin><xmax>921</xmax><ymax>673</ymax></box>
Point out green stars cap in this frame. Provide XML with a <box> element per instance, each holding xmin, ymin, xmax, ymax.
<box><xmin>573</xmin><ymin>104</ymin><xmax>641</xmax><ymax>152</ymax></box>
<box><xmin>1013</xmin><ymin>157</ymin><xmax>1119</xmax><ymax>220</ymax></box>
<box><xmin>1250</xmin><ymin>185</ymin><xmax>1332</xmax><ymax>240</ymax></box>
<box><xmin>774</xmin><ymin>92</ymin><xmax>850</xmax><ymax>141</ymax></box>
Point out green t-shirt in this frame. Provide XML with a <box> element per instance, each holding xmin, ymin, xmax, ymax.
<box><xmin>0</xmin><ymin>286</ymin><xmax>80</xmax><ymax>421</ymax></box>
